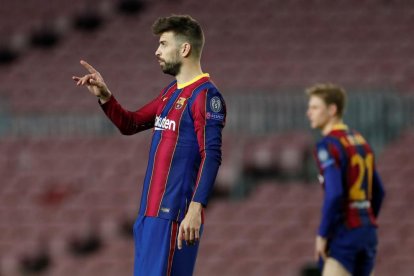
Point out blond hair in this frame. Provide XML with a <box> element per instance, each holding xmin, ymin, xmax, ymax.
<box><xmin>306</xmin><ymin>83</ymin><xmax>347</xmax><ymax>117</ymax></box>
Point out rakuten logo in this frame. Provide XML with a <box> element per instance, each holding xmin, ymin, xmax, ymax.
<box><xmin>154</xmin><ymin>115</ymin><xmax>176</xmax><ymax>131</ymax></box>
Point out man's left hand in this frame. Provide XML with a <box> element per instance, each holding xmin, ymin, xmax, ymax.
<box><xmin>177</xmin><ymin>202</ymin><xmax>202</xmax><ymax>250</ymax></box>
<box><xmin>315</xmin><ymin>235</ymin><xmax>328</xmax><ymax>261</ymax></box>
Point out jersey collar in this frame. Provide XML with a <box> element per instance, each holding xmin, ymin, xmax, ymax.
<box><xmin>177</xmin><ymin>73</ymin><xmax>210</xmax><ymax>89</ymax></box>
<box><xmin>331</xmin><ymin>123</ymin><xmax>348</xmax><ymax>131</ymax></box>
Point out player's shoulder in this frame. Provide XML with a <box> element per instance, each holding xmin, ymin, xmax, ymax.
<box><xmin>317</xmin><ymin>135</ymin><xmax>342</xmax><ymax>150</ymax></box>
<box><xmin>206</xmin><ymin>83</ymin><xmax>225</xmax><ymax>107</ymax></box>
<box><xmin>316</xmin><ymin>135</ymin><xmax>345</xmax><ymax>162</ymax></box>
<box><xmin>350</xmin><ymin>129</ymin><xmax>369</xmax><ymax>144</ymax></box>
<box><xmin>337</xmin><ymin>127</ymin><xmax>373</xmax><ymax>150</ymax></box>
<box><xmin>315</xmin><ymin>139</ymin><xmax>336</xmax><ymax>169</ymax></box>
<box><xmin>192</xmin><ymin>79</ymin><xmax>221</xmax><ymax>95</ymax></box>
<box><xmin>191</xmin><ymin>80</ymin><xmax>225</xmax><ymax>102</ymax></box>
<box><xmin>204</xmin><ymin>79</ymin><xmax>220</xmax><ymax>92</ymax></box>
<box><xmin>205</xmin><ymin>82</ymin><xmax>226</xmax><ymax>115</ymax></box>
<box><xmin>204</xmin><ymin>80</ymin><xmax>226</xmax><ymax>106</ymax></box>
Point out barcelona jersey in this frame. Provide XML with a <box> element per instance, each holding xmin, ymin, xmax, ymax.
<box><xmin>314</xmin><ymin>124</ymin><xmax>385</xmax><ymax>237</ymax></box>
<box><xmin>101</xmin><ymin>74</ymin><xmax>226</xmax><ymax>222</ymax></box>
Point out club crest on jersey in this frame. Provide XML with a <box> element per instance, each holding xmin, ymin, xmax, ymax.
<box><xmin>210</xmin><ymin>96</ymin><xmax>222</xmax><ymax>113</ymax></box>
<box><xmin>175</xmin><ymin>97</ymin><xmax>186</xmax><ymax>109</ymax></box>
<box><xmin>318</xmin><ymin>148</ymin><xmax>335</xmax><ymax>169</ymax></box>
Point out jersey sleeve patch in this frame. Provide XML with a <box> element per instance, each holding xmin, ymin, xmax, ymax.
<box><xmin>317</xmin><ymin>147</ymin><xmax>335</xmax><ymax>169</ymax></box>
<box><xmin>206</xmin><ymin>92</ymin><xmax>226</xmax><ymax>123</ymax></box>
<box><xmin>210</xmin><ymin>96</ymin><xmax>223</xmax><ymax>112</ymax></box>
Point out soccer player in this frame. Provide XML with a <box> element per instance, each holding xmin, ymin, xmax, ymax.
<box><xmin>72</xmin><ymin>15</ymin><xmax>226</xmax><ymax>276</ymax></box>
<box><xmin>306</xmin><ymin>84</ymin><xmax>385</xmax><ymax>276</ymax></box>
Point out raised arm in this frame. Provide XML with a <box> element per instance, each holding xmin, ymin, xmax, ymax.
<box><xmin>73</xmin><ymin>60</ymin><xmax>160</xmax><ymax>135</ymax></box>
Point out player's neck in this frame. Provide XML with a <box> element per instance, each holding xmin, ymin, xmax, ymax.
<box><xmin>175</xmin><ymin>61</ymin><xmax>203</xmax><ymax>85</ymax></box>
<box><xmin>321</xmin><ymin>118</ymin><xmax>343</xmax><ymax>136</ymax></box>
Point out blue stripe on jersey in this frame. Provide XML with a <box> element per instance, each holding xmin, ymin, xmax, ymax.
<box><xmin>157</xmin><ymin>82</ymin><xmax>213</xmax><ymax>221</ymax></box>
<box><xmin>139</xmin><ymin>83</ymin><xmax>178</xmax><ymax>216</ymax></box>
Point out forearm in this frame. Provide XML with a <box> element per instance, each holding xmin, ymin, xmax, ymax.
<box><xmin>319</xmin><ymin>195</ymin><xmax>342</xmax><ymax>237</ymax></box>
<box><xmin>188</xmin><ymin>201</ymin><xmax>203</xmax><ymax>214</ymax></box>
<box><xmin>192</xmin><ymin>149</ymin><xmax>221</xmax><ymax>206</ymax></box>
<box><xmin>100</xmin><ymin>96</ymin><xmax>155</xmax><ymax>135</ymax></box>
<box><xmin>319</xmin><ymin>165</ymin><xmax>343</xmax><ymax>237</ymax></box>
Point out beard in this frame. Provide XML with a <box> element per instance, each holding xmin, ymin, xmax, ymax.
<box><xmin>161</xmin><ymin>60</ymin><xmax>182</xmax><ymax>76</ymax></box>
<box><xmin>159</xmin><ymin>50</ymin><xmax>182</xmax><ymax>76</ymax></box>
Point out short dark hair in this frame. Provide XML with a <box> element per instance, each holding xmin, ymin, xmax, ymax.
<box><xmin>152</xmin><ymin>15</ymin><xmax>204</xmax><ymax>58</ymax></box>
<box><xmin>306</xmin><ymin>83</ymin><xmax>347</xmax><ymax>117</ymax></box>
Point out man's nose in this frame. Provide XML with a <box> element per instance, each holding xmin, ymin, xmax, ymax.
<box><xmin>155</xmin><ymin>47</ymin><xmax>161</xmax><ymax>57</ymax></box>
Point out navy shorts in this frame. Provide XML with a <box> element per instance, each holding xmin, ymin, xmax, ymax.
<box><xmin>323</xmin><ymin>226</ymin><xmax>378</xmax><ymax>276</ymax></box>
<box><xmin>133</xmin><ymin>215</ymin><xmax>203</xmax><ymax>276</ymax></box>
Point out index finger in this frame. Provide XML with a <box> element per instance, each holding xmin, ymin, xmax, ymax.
<box><xmin>177</xmin><ymin>226</ymin><xmax>184</xmax><ymax>250</ymax></box>
<box><xmin>80</xmin><ymin>60</ymin><xmax>98</xmax><ymax>74</ymax></box>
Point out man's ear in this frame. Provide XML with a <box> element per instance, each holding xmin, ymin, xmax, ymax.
<box><xmin>181</xmin><ymin>42</ymin><xmax>191</xmax><ymax>58</ymax></box>
<box><xmin>328</xmin><ymin>104</ymin><xmax>338</xmax><ymax>117</ymax></box>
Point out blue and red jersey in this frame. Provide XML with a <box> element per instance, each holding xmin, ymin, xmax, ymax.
<box><xmin>101</xmin><ymin>73</ymin><xmax>226</xmax><ymax>222</ymax></box>
<box><xmin>314</xmin><ymin>124</ymin><xmax>385</xmax><ymax>238</ymax></box>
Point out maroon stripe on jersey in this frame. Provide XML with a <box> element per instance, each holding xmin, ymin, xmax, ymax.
<box><xmin>143</xmin><ymin>84</ymin><xmax>177</xmax><ymax>216</ymax></box>
<box><xmin>145</xmin><ymin>92</ymin><xmax>185</xmax><ymax>216</ymax></box>
<box><xmin>145</xmin><ymin>136</ymin><xmax>177</xmax><ymax>216</ymax></box>
<box><xmin>146</xmin><ymin>80</ymin><xmax>208</xmax><ymax>217</ymax></box>
<box><xmin>155</xmin><ymin>99</ymin><xmax>188</xmax><ymax>215</ymax></box>
<box><xmin>347</xmin><ymin>209</ymin><xmax>362</xmax><ymax>228</ymax></box>
<box><xmin>341</xmin><ymin>131</ymin><xmax>378</xmax><ymax>228</ymax></box>
<box><xmin>156</xmin><ymin>83</ymin><xmax>207</xmax><ymax>219</ymax></box>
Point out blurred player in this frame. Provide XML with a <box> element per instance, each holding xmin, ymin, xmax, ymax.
<box><xmin>306</xmin><ymin>84</ymin><xmax>385</xmax><ymax>276</ymax></box>
<box><xmin>73</xmin><ymin>15</ymin><xmax>226</xmax><ymax>276</ymax></box>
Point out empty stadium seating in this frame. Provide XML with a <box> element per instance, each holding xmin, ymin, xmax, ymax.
<box><xmin>1</xmin><ymin>0</ymin><xmax>414</xmax><ymax>113</ymax></box>
<box><xmin>2</xmin><ymin>128</ymin><xmax>413</xmax><ymax>275</ymax></box>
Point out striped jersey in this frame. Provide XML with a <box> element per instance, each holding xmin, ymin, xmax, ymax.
<box><xmin>314</xmin><ymin>124</ymin><xmax>385</xmax><ymax>237</ymax></box>
<box><xmin>101</xmin><ymin>74</ymin><xmax>226</xmax><ymax>222</ymax></box>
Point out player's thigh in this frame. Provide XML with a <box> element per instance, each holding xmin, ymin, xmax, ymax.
<box><xmin>354</xmin><ymin>229</ymin><xmax>377</xmax><ymax>276</ymax></box>
<box><xmin>170</xmin><ymin>225</ymin><xmax>204</xmax><ymax>276</ymax></box>
<box><xmin>133</xmin><ymin>216</ymin><xmax>177</xmax><ymax>276</ymax></box>
<box><xmin>323</xmin><ymin>258</ymin><xmax>351</xmax><ymax>276</ymax></box>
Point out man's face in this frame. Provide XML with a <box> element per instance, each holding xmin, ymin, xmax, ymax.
<box><xmin>307</xmin><ymin>95</ymin><xmax>332</xmax><ymax>129</ymax></box>
<box><xmin>155</xmin><ymin>31</ymin><xmax>182</xmax><ymax>76</ymax></box>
